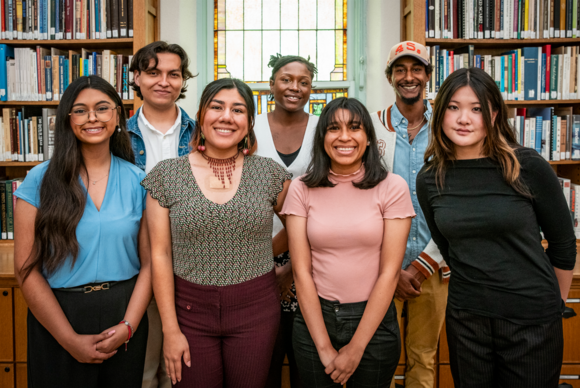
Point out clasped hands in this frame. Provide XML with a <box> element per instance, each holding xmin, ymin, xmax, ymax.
<box><xmin>394</xmin><ymin>266</ymin><xmax>426</xmax><ymax>302</ymax></box>
<box><xmin>64</xmin><ymin>323</ymin><xmax>129</xmax><ymax>364</ymax></box>
<box><xmin>319</xmin><ymin>343</ymin><xmax>365</xmax><ymax>385</ymax></box>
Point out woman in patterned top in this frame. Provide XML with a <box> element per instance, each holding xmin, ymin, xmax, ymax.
<box><xmin>142</xmin><ymin>78</ymin><xmax>292</xmax><ymax>388</ymax></box>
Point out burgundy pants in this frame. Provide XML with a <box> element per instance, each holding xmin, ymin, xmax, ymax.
<box><xmin>174</xmin><ymin>271</ymin><xmax>280</xmax><ymax>388</ymax></box>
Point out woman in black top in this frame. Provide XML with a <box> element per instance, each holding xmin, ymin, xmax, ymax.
<box><xmin>416</xmin><ymin>68</ymin><xmax>576</xmax><ymax>388</ymax></box>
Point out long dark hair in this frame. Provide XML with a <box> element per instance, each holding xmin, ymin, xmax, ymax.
<box><xmin>190</xmin><ymin>78</ymin><xmax>257</xmax><ymax>155</ymax></box>
<box><xmin>20</xmin><ymin>75</ymin><xmax>134</xmax><ymax>282</ymax></box>
<box><xmin>425</xmin><ymin>67</ymin><xmax>528</xmax><ymax>195</ymax></box>
<box><xmin>301</xmin><ymin>97</ymin><xmax>388</xmax><ymax>189</ymax></box>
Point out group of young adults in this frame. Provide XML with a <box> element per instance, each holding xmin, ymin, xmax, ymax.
<box><xmin>12</xmin><ymin>38</ymin><xmax>575</xmax><ymax>388</ymax></box>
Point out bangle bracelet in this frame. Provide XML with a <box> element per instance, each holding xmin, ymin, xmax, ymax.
<box><xmin>119</xmin><ymin>320</ymin><xmax>134</xmax><ymax>351</ymax></box>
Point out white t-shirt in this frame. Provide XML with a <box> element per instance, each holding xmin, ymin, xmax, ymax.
<box><xmin>254</xmin><ymin>112</ymin><xmax>319</xmax><ymax>236</ymax></box>
<box><xmin>138</xmin><ymin>106</ymin><xmax>182</xmax><ymax>173</ymax></box>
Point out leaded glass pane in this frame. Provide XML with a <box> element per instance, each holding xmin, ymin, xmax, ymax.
<box><xmin>215</xmin><ymin>0</ymin><xmax>348</xmax><ymax>83</ymax></box>
<box><xmin>252</xmin><ymin>89</ymin><xmax>349</xmax><ymax>115</ymax></box>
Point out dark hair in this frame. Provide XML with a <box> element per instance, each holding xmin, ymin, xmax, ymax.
<box><xmin>190</xmin><ymin>78</ymin><xmax>257</xmax><ymax>155</ymax></box>
<box><xmin>20</xmin><ymin>75</ymin><xmax>134</xmax><ymax>282</ymax></box>
<box><xmin>268</xmin><ymin>53</ymin><xmax>317</xmax><ymax>82</ymax></box>
<box><xmin>425</xmin><ymin>67</ymin><xmax>529</xmax><ymax>195</ymax></box>
<box><xmin>385</xmin><ymin>57</ymin><xmax>433</xmax><ymax>79</ymax></box>
<box><xmin>301</xmin><ymin>97</ymin><xmax>388</xmax><ymax>189</ymax></box>
<box><xmin>129</xmin><ymin>41</ymin><xmax>196</xmax><ymax>101</ymax></box>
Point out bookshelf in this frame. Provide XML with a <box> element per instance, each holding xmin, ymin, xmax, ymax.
<box><xmin>401</xmin><ymin>0</ymin><xmax>580</xmax><ymax>387</ymax></box>
<box><xmin>0</xmin><ymin>1</ymin><xmax>159</xmax><ymax>386</ymax></box>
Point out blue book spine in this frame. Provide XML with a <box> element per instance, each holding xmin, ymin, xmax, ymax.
<box><xmin>523</xmin><ymin>46</ymin><xmax>540</xmax><ymax>100</ymax></box>
<box><xmin>439</xmin><ymin>55</ymin><xmax>444</xmax><ymax>90</ymax></box>
<box><xmin>64</xmin><ymin>59</ymin><xmax>69</xmax><ymax>90</ymax></box>
<box><xmin>44</xmin><ymin>0</ymin><xmax>49</xmax><ymax>39</ymax></box>
<box><xmin>0</xmin><ymin>45</ymin><xmax>15</xmax><ymax>102</ymax></box>
<box><xmin>95</xmin><ymin>0</ymin><xmax>100</xmax><ymax>35</ymax></box>
<box><xmin>540</xmin><ymin>53</ymin><xmax>546</xmax><ymax>99</ymax></box>
<box><xmin>520</xmin><ymin>116</ymin><xmax>525</xmax><ymax>145</ymax></box>
<box><xmin>93</xmin><ymin>52</ymin><xmax>98</xmax><ymax>75</ymax></box>
<box><xmin>476</xmin><ymin>55</ymin><xmax>481</xmax><ymax>69</ymax></box>
<box><xmin>24</xmin><ymin>119</ymin><xmax>29</xmax><ymax>161</ymax></box>
<box><xmin>22</xmin><ymin>1</ymin><xmax>26</xmax><ymax>35</ymax></box>
<box><xmin>535</xmin><ymin>117</ymin><xmax>543</xmax><ymax>153</ymax></box>
<box><xmin>55</xmin><ymin>0</ymin><xmax>59</xmax><ymax>37</ymax></box>
<box><xmin>84</xmin><ymin>59</ymin><xmax>89</xmax><ymax>76</ymax></box>
<box><xmin>500</xmin><ymin>56</ymin><xmax>505</xmax><ymax>95</ymax></box>
<box><xmin>39</xmin><ymin>0</ymin><xmax>44</xmax><ymax>36</ymax></box>
<box><xmin>572</xmin><ymin>117</ymin><xmax>580</xmax><ymax>160</ymax></box>
<box><xmin>44</xmin><ymin>56</ymin><xmax>52</xmax><ymax>101</ymax></box>
<box><xmin>59</xmin><ymin>56</ymin><xmax>64</xmax><ymax>97</ymax></box>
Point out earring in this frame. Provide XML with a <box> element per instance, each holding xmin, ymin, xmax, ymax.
<box><xmin>197</xmin><ymin>132</ymin><xmax>206</xmax><ymax>152</ymax></box>
<box><xmin>367</xmin><ymin>141</ymin><xmax>370</xmax><ymax>146</ymax></box>
<box><xmin>242</xmin><ymin>136</ymin><xmax>250</xmax><ymax>155</ymax></box>
<box><xmin>116</xmin><ymin>125</ymin><xmax>121</xmax><ymax>133</ymax></box>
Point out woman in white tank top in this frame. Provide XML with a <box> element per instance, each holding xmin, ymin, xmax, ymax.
<box><xmin>254</xmin><ymin>54</ymin><xmax>318</xmax><ymax>388</ymax></box>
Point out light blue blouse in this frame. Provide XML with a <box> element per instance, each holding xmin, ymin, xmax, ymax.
<box><xmin>14</xmin><ymin>155</ymin><xmax>147</xmax><ymax>288</ymax></box>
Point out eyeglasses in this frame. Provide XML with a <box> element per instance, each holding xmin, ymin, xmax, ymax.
<box><xmin>69</xmin><ymin>106</ymin><xmax>118</xmax><ymax>125</ymax></box>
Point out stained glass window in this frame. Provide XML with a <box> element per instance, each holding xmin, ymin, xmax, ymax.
<box><xmin>252</xmin><ymin>88</ymin><xmax>348</xmax><ymax>115</ymax></box>
<box><xmin>214</xmin><ymin>0</ymin><xmax>348</xmax><ymax>83</ymax></box>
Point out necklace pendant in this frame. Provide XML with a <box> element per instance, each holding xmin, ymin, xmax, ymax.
<box><xmin>92</xmin><ymin>181</ymin><xmax>96</xmax><ymax>185</ymax></box>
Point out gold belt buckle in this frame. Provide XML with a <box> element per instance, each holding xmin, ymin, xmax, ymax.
<box><xmin>84</xmin><ymin>282</ymin><xmax>110</xmax><ymax>293</ymax></box>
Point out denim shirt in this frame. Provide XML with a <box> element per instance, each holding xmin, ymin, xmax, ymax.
<box><xmin>127</xmin><ymin>106</ymin><xmax>196</xmax><ymax>171</ymax></box>
<box><xmin>391</xmin><ymin>101</ymin><xmax>433</xmax><ymax>270</ymax></box>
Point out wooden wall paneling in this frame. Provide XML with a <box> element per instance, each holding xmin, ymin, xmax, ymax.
<box><xmin>14</xmin><ymin>364</ymin><xmax>26</xmax><ymax>388</ymax></box>
<box><xmin>438</xmin><ymin>364</ymin><xmax>454</xmax><ymax>388</ymax></box>
<box><xmin>560</xmin><ymin>364</ymin><xmax>580</xmax><ymax>387</ymax></box>
<box><xmin>0</xmin><ymin>289</ymin><xmax>13</xmax><ymax>362</ymax></box>
<box><xmin>393</xmin><ymin>364</ymin><xmax>407</xmax><ymax>386</ymax></box>
<box><xmin>438</xmin><ymin>322</ymin><xmax>450</xmax><ymax>364</ymax></box>
<box><xmin>0</xmin><ymin>364</ymin><xmax>14</xmax><ymax>388</ymax></box>
<box><xmin>563</xmin><ymin>289</ymin><xmax>580</xmax><ymax>363</ymax></box>
<box><xmin>13</xmin><ymin>289</ymin><xmax>27</xmax><ymax>363</ymax></box>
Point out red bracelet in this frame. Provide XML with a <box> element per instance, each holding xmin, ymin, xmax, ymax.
<box><xmin>119</xmin><ymin>320</ymin><xmax>133</xmax><ymax>351</ymax></box>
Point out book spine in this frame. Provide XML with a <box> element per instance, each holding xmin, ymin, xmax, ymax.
<box><xmin>37</xmin><ymin>115</ymin><xmax>43</xmax><ymax>161</ymax></box>
<box><xmin>541</xmin><ymin>53</ymin><xmax>546</xmax><ymax>100</ymax></box>
<box><xmin>44</xmin><ymin>55</ymin><xmax>52</xmax><ymax>101</ymax></box>
<box><xmin>572</xmin><ymin>115</ymin><xmax>580</xmax><ymax>160</ymax></box>
<box><xmin>5</xmin><ymin>181</ymin><xmax>13</xmax><ymax>239</ymax></box>
<box><xmin>127</xmin><ymin>0</ymin><xmax>131</xmax><ymax>36</ymax></box>
<box><xmin>0</xmin><ymin>183</ymin><xmax>6</xmax><ymax>239</ymax></box>
<box><xmin>110</xmin><ymin>0</ymin><xmax>117</xmax><ymax>37</ymax></box>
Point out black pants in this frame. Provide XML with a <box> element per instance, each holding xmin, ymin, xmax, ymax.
<box><xmin>293</xmin><ymin>298</ymin><xmax>400</xmax><ymax>388</ymax></box>
<box><xmin>27</xmin><ymin>276</ymin><xmax>148</xmax><ymax>388</ymax></box>
<box><xmin>446</xmin><ymin>307</ymin><xmax>563</xmax><ymax>388</ymax></box>
<box><xmin>266</xmin><ymin>310</ymin><xmax>303</xmax><ymax>388</ymax></box>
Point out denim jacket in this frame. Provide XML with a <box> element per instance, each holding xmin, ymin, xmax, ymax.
<box><xmin>127</xmin><ymin>106</ymin><xmax>196</xmax><ymax>171</ymax></box>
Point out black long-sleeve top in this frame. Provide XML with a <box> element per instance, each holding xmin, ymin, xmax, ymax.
<box><xmin>416</xmin><ymin>148</ymin><xmax>577</xmax><ymax>324</ymax></box>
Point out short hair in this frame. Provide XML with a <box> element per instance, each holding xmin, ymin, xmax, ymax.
<box><xmin>301</xmin><ymin>97</ymin><xmax>388</xmax><ymax>189</ymax></box>
<box><xmin>190</xmin><ymin>78</ymin><xmax>257</xmax><ymax>155</ymax></box>
<box><xmin>268</xmin><ymin>54</ymin><xmax>317</xmax><ymax>82</ymax></box>
<box><xmin>129</xmin><ymin>41</ymin><xmax>196</xmax><ymax>101</ymax></box>
<box><xmin>385</xmin><ymin>57</ymin><xmax>433</xmax><ymax>79</ymax></box>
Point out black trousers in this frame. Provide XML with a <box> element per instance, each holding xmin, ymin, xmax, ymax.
<box><xmin>27</xmin><ymin>276</ymin><xmax>148</xmax><ymax>388</ymax></box>
<box><xmin>293</xmin><ymin>298</ymin><xmax>400</xmax><ymax>388</ymax></box>
<box><xmin>446</xmin><ymin>307</ymin><xmax>563</xmax><ymax>388</ymax></box>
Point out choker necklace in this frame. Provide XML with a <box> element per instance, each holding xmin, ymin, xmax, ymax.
<box><xmin>329</xmin><ymin>165</ymin><xmax>363</xmax><ymax>177</ymax></box>
<box><xmin>201</xmin><ymin>151</ymin><xmax>240</xmax><ymax>188</ymax></box>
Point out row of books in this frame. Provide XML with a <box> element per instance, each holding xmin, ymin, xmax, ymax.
<box><xmin>427</xmin><ymin>0</ymin><xmax>580</xmax><ymax>39</ymax></box>
<box><xmin>0</xmin><ymin>178</ymin><xmax>22</xmax><ymax>240</ymax></box>
<box><xmin>508</xmin><ymin>107</ymin><xmax>580</xmax><ymax>161</ymax></box>
<box><xmin>426</xmin><ymin>44</ymin><xmax>580</xmax><ymax>100</ymax></box>
<box><xmin>0</xmin><ymin>107</ymin><xmax>56</xmax><ymax>162</ymax></box>
<box><xmin>0</xmin><ymin>0</ymin><xmax>133</xmax><ymax>40</ymax></box>
<box><xmin>0</xmin><ymin>44</ymin><xmax>134</xmax><ymax>101</ymax></box>
<box><xmin>559</xmin><ymin>179</ymin><xmax>580</xmax><ymax>238</ymax></box>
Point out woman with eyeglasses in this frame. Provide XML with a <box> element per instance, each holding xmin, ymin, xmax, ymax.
<box><xmin>13</xmin><ymin>75</ymin><xmax>152</xmax><ymax>387</ymax></box>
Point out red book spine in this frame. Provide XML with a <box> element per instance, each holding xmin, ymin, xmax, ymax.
<box><xmin>11</xmin><ymin>180</ymin><xmax>17</xmax><ymax>210</ymax></box>
<box><xmin>449</xmin><ymin>51</ymin><xmax>454</xmax><ymax>74</ymax></box>
<box><xmin>1</xmin><ymin>0</ymin><xmax>5</xmax><ymax>35</ymax></box>
<box><xmin>65</xmin><ymin>0</ymin><xmax>72</xmax><ymax>37</ymax></box>
<box><xmin>544</xmin><ymin>45</ymin><xmax>551</xmax><ymax>95</ymax></box>
<box><xmin>453</xmin><ymin>0</ymin><xmax>458</xmax><ymax>38</ymax></box>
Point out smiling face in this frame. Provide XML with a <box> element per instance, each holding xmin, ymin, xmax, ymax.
<box><xmin>442</xmin><ymin>85</ymin><xmax>497</xmax><ymax>160</ymax></box>
<box><xmin>270</xmin><ymin>61</ymin><xmax>312</xmax><ymax>112</ymax></box>
<box><xmin>133</xmin><ymin>52</ymin><xmax>183</xmax><ymax>110</ymax></box>
<box><xmin>69</xmin><ymin>88</ymin><xmax>118</xmax><ymax>147</ymax></box>
<box><xmin>388</xmin><ymin>57</ymin><xmax>430</xmax><ymax>105</ymax></box>
<box><xmin>323</xmin><ymin>108</ymin><xmax>368</xmax><ymax>174</ymax></box>
<box><xmin>200</xmin><ymin>88</ymin><xmax>250</xmax><ymax>157</ymax></box>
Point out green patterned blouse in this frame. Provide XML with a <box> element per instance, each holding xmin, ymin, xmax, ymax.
<box><xmin>141</xmin><ymin>155</ymin><xmax>292</xmax><ymax>286</ymax></box>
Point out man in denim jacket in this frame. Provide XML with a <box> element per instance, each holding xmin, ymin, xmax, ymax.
<box><xmin>127</xmin><ymin>41</ymin><xmax>195</xmax><ymax>388</ymax></box>
<box><xmin>127</xmin><ymin>41</ymin><xmax>196</xmax><ymax>173</ymax></box>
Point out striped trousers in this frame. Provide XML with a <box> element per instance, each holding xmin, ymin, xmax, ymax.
<box><xmin>446</xmin><ymin>307</ymin><xmax>563</xmax><ymax>388</ymax></box>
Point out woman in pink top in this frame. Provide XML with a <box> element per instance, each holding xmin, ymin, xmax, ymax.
<box><xmin>282</xmin><ymin>97</ymin><xmax>415</xmax><ymax>387</ymax></box>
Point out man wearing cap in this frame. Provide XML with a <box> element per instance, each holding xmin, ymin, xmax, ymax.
<box><xmin>371</xmin><ymin>41</ymin><xmax>449</xmax><ymax>388</ymax></box>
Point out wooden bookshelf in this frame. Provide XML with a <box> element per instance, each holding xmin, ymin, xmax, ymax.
<box><xmin>401</xmin><ymin>0</ymin><xmax>580</xmax><ymax>386</ymax></box>
<box><xmin>0</xmin><ymin>2</ymin><xmax>159</xmax><ymax>386</ymax></box>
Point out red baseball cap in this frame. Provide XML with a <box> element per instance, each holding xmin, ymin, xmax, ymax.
<box><xmin>386</xmin><ymin>41</ymin><xmax>430</xmax><ymax>71</ymax></box>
